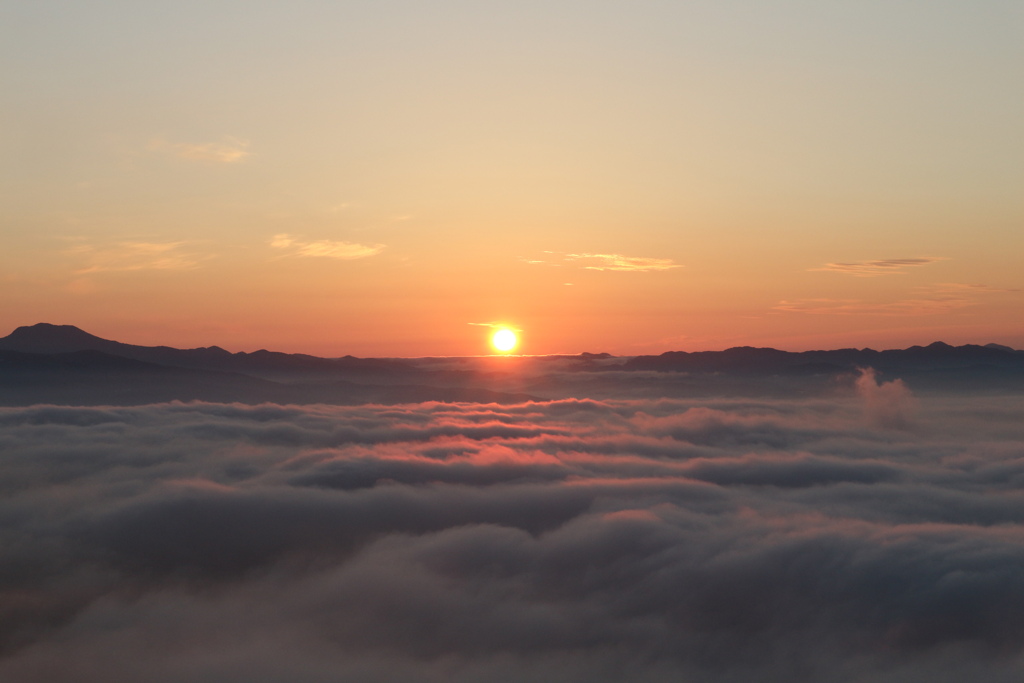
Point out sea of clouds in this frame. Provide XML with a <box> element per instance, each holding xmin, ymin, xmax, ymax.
<box><xmin>2</xmin><ymin>373</ymin><xmax>1024</xmax><ymax>682</ymax></box>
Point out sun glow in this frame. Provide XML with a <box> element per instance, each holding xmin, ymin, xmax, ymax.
<box><xmin>491</xmin><ymin>328</ymin><xmax>518</xmax><ymax>353</ymax></box>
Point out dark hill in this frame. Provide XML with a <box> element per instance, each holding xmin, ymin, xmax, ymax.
<box><xmin>3</xmin><ymin>323</ymin><xmax>1022</xmax><ymax>401</ymax></box>
<box><xmin>0</xmin><ymin>323</ymin><xmax>126</xmax><ymax>354</ymax></box>
<box><xmin>622</xmin><ymin>342</ymin><xmax>1024</xmax><ymax>389</ymax></box>
<box><xmin>0</xmin><ymin>323</ymin><xmax>418</xmax><ymax>382</ymax></box>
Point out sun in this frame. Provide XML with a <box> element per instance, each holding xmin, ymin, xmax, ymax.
<box><xmin>491</xmin><ymin>328</ymin><xmax>518</xmax><ymax>353</ymax></box>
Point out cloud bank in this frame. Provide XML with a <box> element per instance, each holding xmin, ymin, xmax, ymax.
<box><xmin>2</xmin><ymin>388</ymin><xmax>1024</xmax><ymax>682</ymax></box>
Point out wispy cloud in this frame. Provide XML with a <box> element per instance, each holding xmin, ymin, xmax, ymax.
<box><xmin>810</xmin><ymin>257</ymin><xmax>947</xmax><ymax>277</ymax></box>
<box><xmin>928</xmin><ymin>282</ymin><xmax>1018</xmax><ymax>294</ymax></box>
<box><xmin>149</xmin><ymin>136</ymin><xmax>251</xmax><ymax>163</ymax></box>
<box><xmin>775</xmin><ymin>298</ymin><xmax>973</xmax><ymax>316</ymax></box>
<box><xmin>569</xmin><ymin>253</ymin><xmax>682</xmax><ymax>272</ymax></box>
<box><xmin>468</xmin><ymin>321</ymin><xmax>522</xmax><ymax>331</ymax></box>
<box><xmin>270</xmin><ymin>234</ymin><xmax>385</xmax><ymax>260</ymax></box>
<box><xmin>775</xmin><ymin>282</ymin><xmax>1015</xmax><ymax>316</ymax></box>
<box><xmin>67</xmin><ymin>241</ymin><xmax>206</xmax><ymax>274</ymax></box>
<box><xmin>526</xmin><ymin>252</ymin><xmax>682</xmax><ymax>272</ymax></box>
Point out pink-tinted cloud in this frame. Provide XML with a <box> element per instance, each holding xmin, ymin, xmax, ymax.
<box><xmin>856</xmin><ymin>367</ymin><xmax>918</xmax><ymax>429</ymax></box>
<box><xmin>2</xmin><ymin>392</ymin><xmax>1024</xmax><ymax>682</ymax></box>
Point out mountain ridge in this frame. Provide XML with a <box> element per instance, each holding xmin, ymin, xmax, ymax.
<box><xmin>3</xmin><ymin>323</ymin><xmax>1020</xmax><ymax>364</ymax></box>
<box><xmin>2</xmin><ymin>323</ymin><xmax>1023</xmax><ymax>404</ymax></box>
<box><xmin>0</xmin><ymin>323</ymin><xmax>416</xmax><ymax>381</ymax></box>
<box><xmin>622</xmin><ymin>341</ymin><xmax>1024</xmax><ymax>375</ymax></box>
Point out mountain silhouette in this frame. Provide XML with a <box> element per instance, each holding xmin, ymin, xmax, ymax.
<box><xmin>0</xmin><ymin>323</ymin><xmax>128</xmax><ymax>354</ymax></box>
<box><xmin>623</xmin><ymin>342</ymin><xmax>1024</xmax><ymax>375</ymax></box>
<box><xmin>0</xmin><ymin>324</ymin><xmax>537</xmax><ymax>405</ymax></box>
<box><xmin>1</xmin><ymin>323</ymin><xmax>1021</xmax><ymax>405</ymax></box>
<box><xmin>0</xmin><ymin>323</ymin><xmax>416</xmax><ymax>381</ymax></box>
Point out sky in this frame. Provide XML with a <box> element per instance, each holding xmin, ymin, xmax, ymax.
<box><xmin>2</xmin><ymin>0</ymin><xmax>1022</xmax><ymax>357</ymax></box>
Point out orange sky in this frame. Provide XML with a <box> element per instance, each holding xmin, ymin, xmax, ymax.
<box><xmin>2</xmin><ymin>1</ymin><xmax>1021</xmax><ymax>356</ymax></box>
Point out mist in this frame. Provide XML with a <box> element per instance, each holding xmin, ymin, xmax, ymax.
<box><xmin>2</xmin><ymin>384</ymin><xmax>1024</xmax><ymax>682</ymax></box>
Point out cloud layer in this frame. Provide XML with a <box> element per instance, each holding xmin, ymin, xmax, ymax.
<box><xmin>2</xmin><ymin>383</ymin><xmax>1024</xmax><ymax>681</ymax></box>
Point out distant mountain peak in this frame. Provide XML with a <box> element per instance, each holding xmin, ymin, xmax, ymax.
<box><xmin>0</xmin><ymin>323</ymin><xmax>120</xmax><ymax>354</ymax></box>
<box><xmin>12</xmin><ymin>322</ymin><xmax>92</xmax><ymax>336</ymax></box>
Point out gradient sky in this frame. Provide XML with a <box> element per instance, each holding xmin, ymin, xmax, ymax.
<box><xmin>2</xmin><ymin>0</ymin><xmax>1021</xmax><ymax>356</ymax></box>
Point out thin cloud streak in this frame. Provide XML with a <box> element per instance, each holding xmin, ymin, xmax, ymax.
<box><xmin>67</xmin><ymin>241</ymin><xmax>206</xmax><ymax>274</ymax></box>
<box><xmin>810</xmin><ymin>257</ymin><xmax>948</xmax><ymax>277</ymax></box>
<box><xmin>526</xmin><ymin>252</ymin><xmax>683</xmax><ymax>272</ymax></box>
<box><xmin>568</xmin><ymin>253</ymin><xmax>682</xmax><ymax>272</ymax></box>
<box><xmin>776</xmin><ymin>282</ymin><xmax>1013</xmax><ymax>316</ymax></box>
<box><xmin>774</xmin><ymin>297</ymin><xmax>970</xmax><ymax>316</ymax></box>
<box><xmin>270</xmin><ymin>234</ymin><xmax>385</xmax><ymax>260</ymax></box>
<box><xmin>148</xmin><ymin>137</ymin><xmax>251</xmax><ymax>163</ymax></box>
<box><xmin>468</xmin><ymin>322</ymin><xmax>522</xmax><ymax>331</ymax></box>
